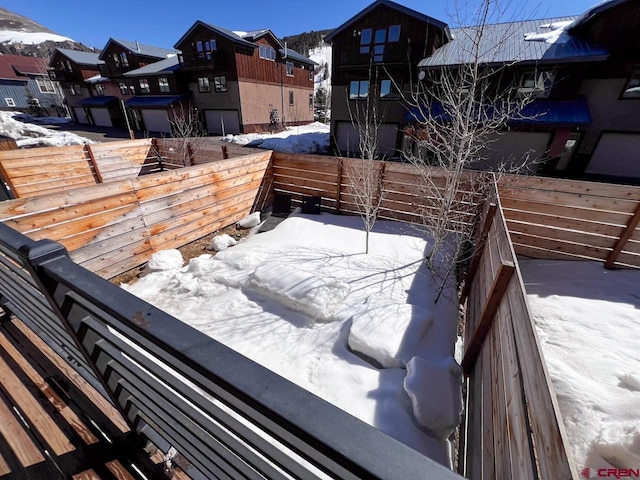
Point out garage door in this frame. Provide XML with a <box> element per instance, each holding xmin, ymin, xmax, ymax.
<box><xmin>73</xmin><ymin>107</ymin><xmax>89</xmax><ymax>124</ymax></box>
<box><xmin>205</xmin><ymin>110</ymin><xmax>240</xmax><ymax>135</ymax></box>
<box><xmin>477</xmin><ymin>131</ymin><xmax>551</xmax><ymax>173</ymax></box>
<box><xmin>335</xmin><ymin>122</ymin><xmax>399</xmax><ymax>158</ymax></box>
<box><xmin>587</xmin><ymin>133</ymin><xmax>640</xmax><ymax>178</ymax></box>
<box><xmin>90</xmin><ymin>108</ymin><xmax>112</xmax><ymax>127</ymax></box>
<box><xmin>141</xmin><ymin>109</ymin><xmax>172</xmax><ymax>134</ymax></box>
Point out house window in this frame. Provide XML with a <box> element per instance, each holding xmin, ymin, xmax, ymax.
<box><xmin>359</xmin><ymin>25</ymin><xmax>400</xmax><ymax>62</ymax></box>
<box><xmin>120</xmin><ymin>52</ymin><xmax>129</xmax><ymax>68</ymax></box>
<box><xmin>65</xmin><ymin>60</ymin><xmax>73</xmax><ymax>71</ymax></box>
<box><xmin>69</xmin><ymin>84</ymin><xmax>82</xmax><ymax>96</ymax></box>
<box><xmin>214</xmin><ymin>76</ymin><xmax>227</xmax><ymax>92</ymax></box>
<box><xmin>622</xmin><ymin>70</ymin><xmax>640</xmax><ymax>98</ymax></box>
<box><xmin>94</xmin><ymin>83</ymin><xmax>105</xmax><ymax>96</ymax></box>
<box><xmin>198</xmin><ymin>76</ymin><xmax>211</xmax><ymax>93</ymax></box>
<box><xmin>308</xmin><ymin>67</ymin><xmax>313</xmax><ymax>81</ymax></box>
<box><xmin>139</xmin><ymin>79</ymin><xmax>150</xmax><ymax>94</ymax></box>
<box><xmin>36</xmin><ymin>77</ymin><xmax>56</xmax><ymax>94</ymax></box>
<box><xmin>289</xmin><ymin>91</ymin><xmax>294</xmax><ymax>106</ymax></box>
<box><xmin>128</xmin><ymin>84</ymin><xmax>136</xmax><ymax>95</ymax></box>
<box><xmin>119</xmin><ymin>82</ymin><xmax>129</xmax><ymax>95</ymax></box>
<box><xmin>349</xmin><ymin>80</ymin><xmax>369</xmax><ymax>99</ymax></box>
<box><xmin>286</xmin><ymin>61</ymin><xmax>294</xmax><ymax>76</ymax></box>
<box><xmin>158</xmin><ymin>77</ymin><xmax>170</xmax><ymax>93</ymax></box>
<box><xmin>518</xmin><ymin>70</ymin><xmax>555</xmax><ymax>98</ymax></box>
<box><xmin>259</xmin><ymin>45</ymin><xmax>276</xmax><ymax>61</ymax></box>
<box><xmin>380</xmin><ymin>79</ymin><xmax>401</xmax><ymax>100</ymax></box>
<box><xmin>196</xmin><ymin>39</ymin><xmax>217</xmax><ymax>60</ymax></box>
<box><xmin>112</xmin><ymin>53</ymin><xmax>120</xmax><ymax>67</ymax></box>
<box><xmin>309</xmin><ymin>93</ymin><xmax>313</xmax><ymax>110</ymax></box>
<box><xmin>5</xmin><ymin>98</ymin><xmax>15</xmax><ymax>107</ymax></box>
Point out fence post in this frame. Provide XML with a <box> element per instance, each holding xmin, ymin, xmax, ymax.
<box><xmin>605</xmin><ymin>201</ymin><xmax>640</xmax><ymax>269</ymax></box>
<box><xmin>85</xmin><ymin>144</ymin><xmax>103</xmax><ymax>184</ymax></box>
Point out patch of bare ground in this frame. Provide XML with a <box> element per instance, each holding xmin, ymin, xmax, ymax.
<box><xmin>109</xmin><ymin>223</ymin><xmax>253</xmax><ymax>286</ymax></box>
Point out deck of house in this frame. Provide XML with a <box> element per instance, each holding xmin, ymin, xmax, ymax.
<box><xmin>0</xmin><ymin>315</ymin><xmax>190</xmax><ymax>480</ymax></box>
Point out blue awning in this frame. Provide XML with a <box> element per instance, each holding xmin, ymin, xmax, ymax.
<box><xmin>405</xmin><ymin>97</ymin><xmax>592</xmax><ymax>127</ymax></box>
<box><xmin>81</xmin><ymin>96</ymin><xmax>118</xmax><ymax>107</ymax></box>
<box><xmin>512</xmin><ymin>98</ymin><xmax>592</xmax><ymax>127</ymax></box>
<box><xmin>125</xmin><ymin>94</ymin><xmax>189</xmax><ymax>108</ymax></box>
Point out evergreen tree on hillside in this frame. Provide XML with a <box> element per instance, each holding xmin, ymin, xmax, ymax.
<box><xmin>282</xmin><ymin>29</ymin><xmax>332</xmax><ymax>55</ymax></box>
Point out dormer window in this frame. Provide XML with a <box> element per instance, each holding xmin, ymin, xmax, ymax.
<box><xmin>120</xmin><ymin>52</ymin><xmax>129</xmax><ymax>68</ymax></box>
<box><xmin>286</xmin><ymin>61</ymin><xmax>294</xmax><ymax>76</ymax></box>
<box><xmin>196</xmin><ymin>39</ymin><xmax>217</xmax><ymax>60</ymax></box>
<box><xmin>259</xmin><ymin>45</ymin><xmax>276</xmax><ymax>61</ymax></box>
<box><xmin>518</xmin><ymin>70</ymin><xmax>555</xmax><ymax>98</ymax></box>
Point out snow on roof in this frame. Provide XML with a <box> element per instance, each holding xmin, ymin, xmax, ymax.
<box><xmin>84</xmin><ymin>74</ymin><xmax>109</xmax><ymax>84</ymax></box>
<box><xmin>420</xmin><ymin>16</ymin><xmax>609</xmax><ymax>67</ymax></box>
<box><xmin>123</xmin><ymin>56</ymin><xmax>180</xmax><ymax>76</ymax></box>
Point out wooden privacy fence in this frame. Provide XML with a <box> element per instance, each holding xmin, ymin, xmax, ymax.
<box><xmin>0</xmin><ymin>151</ymin><xmax>272</xmax><ymax>278</ymax></box>
<box><xmin>459</xmin><ymin>188</ymin><xmax>577</xmax><ymax>479</ymax></box>
<box><xmin>499</xmin><ymin>175</ymin><xmax>640</xmax><ymax>269</ymax></box>
<box><xmin>272</xmin><ymin>151</ymin><xmax>482</xmax><ymax>225</ymax></box>
<box><xmin>0</xmin><ymin>138</ymin><xmax>261</xmax><ymax>199</ymax></box>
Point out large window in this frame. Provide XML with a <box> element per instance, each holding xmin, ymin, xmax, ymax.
<box><xmin>213</xmin><ymin>76</ymin><xmax>227</xmax><ymax>92</ymax></box>
<box><xmin>360</xmin><ymin>24</ymin><xmax>401</xmax><ymax>62</ymax></box>
<box><xmin>69</xmin><ymin>84</ymin><xmax>82</xmax><ymax>96</ymax></box>
<box><xmin>379</xmin><ymin>79</ymin><xmax>401</xmax><ymax>100</ymax></box>
<box><xmin>139</xmin><ymin>79</ymin><xmax>150</xmax><ymax>94</ymax></box>
<box><xmin>349</xmin><ymin>80</ymin><xmax>369</xmax><ymax>100</ymax></box>
<box><xmin>36</xmin><ymin>77</ymin><xmax>56</xmax><ymax>94</ymax></box>
<box><xmin>196</xmin><ymin>39</ymin><xmax>217</xmax><ymax>60</ymax></box>
<box><xmin>158</xmin><ymin>77</ymin><xmax>170</xmax><ymax>93</ymax></box>
<box><xmin>259</xmin><ymin>45</ymin><xmax>276</xmax><ymax>61</ymax></box>
<box><xmin>286</xmin><ymin>61</ymin><xmax>294</xmax><ymax>76</ymax></box>
<box><xmin>198</xmin><ymin>76</ymin><xmax>211</xmax><ymax>93</ymax></box>
<box><xmin>622</xmin><ymin>70</ymin><xmax>640</xmax><ymax>98</ymax></box>
<box><xmin>518</xmin><ymin>70</ymin><xmax>555</xmax><ymax>98</ymax></box>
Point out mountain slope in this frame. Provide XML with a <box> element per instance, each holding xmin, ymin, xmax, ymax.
<box><xmin>0</xmin><ymin>7</ymin><xmax>97</xmax><ymax>59</ymax></box>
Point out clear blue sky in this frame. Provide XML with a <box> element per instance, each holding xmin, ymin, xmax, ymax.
<box><xmin>3</xmin><ymin>0</ymin><xmax>599</xmax><ymax>50</ymax></box>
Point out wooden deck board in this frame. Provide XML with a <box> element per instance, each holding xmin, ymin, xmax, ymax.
<box><xmin>0</xmin><ymin>392</ymin><xmax>45</xmax><ymax>468</ymax></box>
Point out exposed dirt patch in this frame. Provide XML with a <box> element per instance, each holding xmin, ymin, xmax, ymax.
<box><xmin>109</xmin><ymin>224</ymin><xmax>253</xmax><ymax>286</ymax></box>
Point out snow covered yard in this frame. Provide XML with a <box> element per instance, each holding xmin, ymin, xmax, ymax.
<box><xmin>123</xmin><ymin>211</ymin><xmax>463</xmax><ymax>467</ymax></box>
<box><xmin>221</xmin><ymin>122</ymin><xmax>329</xmax><ymax>154</ymax></box>
<box><xmin>520</xmin><ymin>258</ymin><xmax>640</xmax><ymax>472</ymax></box>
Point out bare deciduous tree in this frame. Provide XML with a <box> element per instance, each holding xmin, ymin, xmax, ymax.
<box><xmin>402</xmin><ymin>0</ymin><xmax>542</xmax><ymax>301</ymax></box>
<box><xmin>343</xmin><ymin>66</ymin><xmax>388</xmax><ymax>254</ymax></box>
<box><xmin>167</xmin><ymin>102</ymin><xmax>206</xmax><ymax>168</ymax></box>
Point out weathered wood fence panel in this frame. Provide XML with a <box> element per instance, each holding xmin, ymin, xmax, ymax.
<box><xmin>0</xmin><ymin>152</ymin><xmax>272</xmax><ymax>278</ymax></box>
<box><xmin>461</xmin><ymin>191</ymin><xmax>578</xmax><ymax>480</ymax></box>
<box><xmin>499</xmin><ymin>175</ymin><xmax>640</xmax><ymax>268</ymax></box>
<box><xmin>88</xmin><ymin>139</ymin><xmax>158</xmax><ymax>181</ymax></box>
<box><xmin>0</xmin><ymin>145</ymin><xmax>97</xmax><ymax>198</ymax></box>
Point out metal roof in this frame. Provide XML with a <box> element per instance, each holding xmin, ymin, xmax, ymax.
<box><xmin>174</xmin><ymin>21</ymin><xmax>256</xmax><ymax>49</ymax></box>
<box><xmin>281</xmin><ymin>48</ymin><xmax>317</xmax><ymax>66</ymax></box>
<box><xmin>419</xmin><ymin>16</ymin><xmax>609</xmax><ymax>67</ymax></box>
<box><xmin>324</xmin><ymin>0</ymin><xmax>449</xmax><ymax>43</ymax></box>
<box><xmin>99</xmin><ymin>39</ymin><xmax>177</xmax><ymax>60</ymax></box>
<box><xmin>54</xmin><ymin>48</ymin><xmax>103</xmax><ymax>66</ymax></box>
<box><xmin>123</xmin><ymin>56</ymin><xmax>180</xmax><ymax>77</ymax></box>
<box><xmin>569</xmin><ymin>0</ymin><xmax>630</xmax><ymax>34</ymax></box>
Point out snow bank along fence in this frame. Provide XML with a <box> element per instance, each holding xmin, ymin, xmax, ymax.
<box><xmin>0</xmin><ymin>210</ymin><xmax>459</xmax><ymax>479</ymax></box>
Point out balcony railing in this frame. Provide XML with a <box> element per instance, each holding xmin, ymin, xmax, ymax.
<box><xmin>0</xmin><ymin>222</ymin><xmax>460</xmax><ymax>480</ymax></box>
<box><xmin>178</xmin><ymin>52</ymin><xmax>227</xmax><ymax>70</ymax></box>
<box><xmin>338</xmin><ymin>44</ymin><xmax>409</xmax><ymax>68</ymax></box>
<box><xmin>48</xmin><ymin>69</ymin><xmax>81</xmax><ymax>82</ymax></box>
